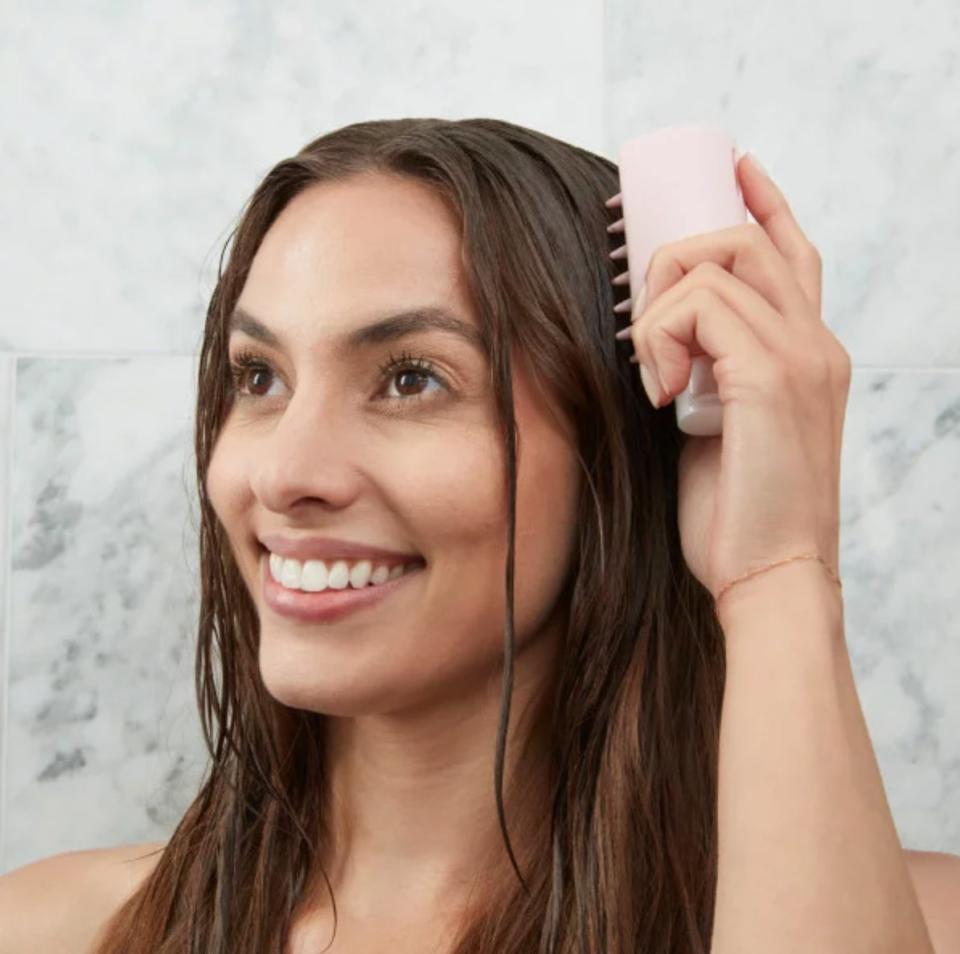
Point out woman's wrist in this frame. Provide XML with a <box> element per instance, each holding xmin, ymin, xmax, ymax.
<box><xmin>714</xmin><ymin>556</ymin><xmax>845</xmax><ymax>638</ymax></box>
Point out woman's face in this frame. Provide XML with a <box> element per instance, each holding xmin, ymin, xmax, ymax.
<box><xmin>206</xmin><ymin>172</ymin><xmax>581</xmax><ymax>717</ymax></box>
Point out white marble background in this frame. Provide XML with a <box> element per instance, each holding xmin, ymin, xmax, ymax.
<box><xmin>0</xmin><ymin>0</ymin><xmax>957</xmax><ymax>873</ymax></box>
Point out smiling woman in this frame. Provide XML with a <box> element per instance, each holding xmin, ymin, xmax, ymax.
<box><xmin>6</xmin><ymin>116</ymin><xmax>943</xmax><ymax>954</ymax></box>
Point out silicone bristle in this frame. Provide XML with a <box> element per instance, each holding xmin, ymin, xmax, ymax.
<box><xmin>607</xmin><ymin>192</ymin><xmax>627</xmax><ymax>305</ymax></box>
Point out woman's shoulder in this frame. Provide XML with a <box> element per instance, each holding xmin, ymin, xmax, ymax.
<box><xmin>0</xmin><ymin>840</ymin><xmax>167</xmax><ymax>954</ymax></box>
<box><xmin>903</xmin><ymin>848</ymin><xmax>960</xmax><ymax>954</ymax></box>
<box><xmin>2</xmin><ymin>843</ymin><xmax>956</xmax><ymax>952</ymax></box>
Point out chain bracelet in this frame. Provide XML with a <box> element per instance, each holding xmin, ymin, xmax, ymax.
<box><xmin>713</xmin><ymin>552</ymin><xmax>842</xmax><ymax>608</ymax></box>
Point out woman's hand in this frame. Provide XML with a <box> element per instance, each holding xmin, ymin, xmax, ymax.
<box><xmin>619</xmin><ymin>154</ymin><xmax>851</xmax><ymax>605</ymax></box>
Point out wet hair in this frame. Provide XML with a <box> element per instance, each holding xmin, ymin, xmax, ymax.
<box><xmin>92</xmin><ymin>117</ymin><xmax>725</xmax><ymax>954</ymax></box>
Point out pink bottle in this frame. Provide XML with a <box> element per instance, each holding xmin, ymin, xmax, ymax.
<box><xmin>615</xmin><ymin>124</ymin><xmax>746</xmax><ymax>436</ymax></box>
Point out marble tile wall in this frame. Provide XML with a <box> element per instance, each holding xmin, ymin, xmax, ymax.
<box><xmin>1</xmin><ymin>0</ymin><xmax>956</xmax><ymax>873</ymax></box>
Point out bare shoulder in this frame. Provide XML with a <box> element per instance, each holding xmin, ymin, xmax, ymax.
<box><xmin>904</xmin><ymin>848</ymin><xmax>960</xmax><ymax>954</ymax></box>
<box><xmin>0</xmin><ymin>840</ymin><xmax>167</xmax><ymax>954</ymax></box>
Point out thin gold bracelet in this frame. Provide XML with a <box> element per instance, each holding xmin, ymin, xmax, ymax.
<box><xmin>713</xmin><ymin>552</ymin><xmax>842</xmax><ymax>607</ymax></box>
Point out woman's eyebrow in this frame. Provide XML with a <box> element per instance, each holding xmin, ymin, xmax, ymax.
<box><xmin>227</xmin><ymin>305</ymin><xmax>486</xmax><ymax>357</ymax></box>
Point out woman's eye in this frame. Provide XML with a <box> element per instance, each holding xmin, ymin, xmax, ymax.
<box><xmin>226</xmin><ymin>349</ymin><xmax>449</xmax><ymax>408</ymax></box>
<box><xmin>373</xmin><ymin>349</ymin><xmax>450</xmax><ymax>406</ymax></box>
<box><xmin>228</xmin><ymin>352</ymin><xmax>282</xmax><ymax>400</ymax></box>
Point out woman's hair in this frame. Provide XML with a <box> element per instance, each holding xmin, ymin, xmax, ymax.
<box><xmin>92</xmin><ymin>117</ymin><xmax>726</xmax><ymax>954</ymax></box>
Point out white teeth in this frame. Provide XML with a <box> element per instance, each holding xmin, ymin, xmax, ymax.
<box><xmin>347</xmin><ymin>560</ymin><xmax>372</xmax><ymax>589</ymax></box>
<box><xmin>268</xmin><ymin>552</ymin><xmax>419</xmax><ymax>593</ymax></box>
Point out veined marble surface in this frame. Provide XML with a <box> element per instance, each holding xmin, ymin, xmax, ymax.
<box><xmin>1</xmin><ymin>0</ymin><xmax>958</xmax><ymax>873</ymax></box>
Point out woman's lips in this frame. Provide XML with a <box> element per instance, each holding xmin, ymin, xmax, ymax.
<box><xmin>259</xmin><ymin>549</ymin><xmax>425</xmax><ymax>624</ymax></box>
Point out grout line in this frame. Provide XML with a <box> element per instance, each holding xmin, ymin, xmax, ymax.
<box><xmin>5</xmin><ymin>352</ymin><xmax>199</xmax><ymax>362</ymax></box>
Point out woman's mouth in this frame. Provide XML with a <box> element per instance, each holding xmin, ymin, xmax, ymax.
<box><xmin>259</xmin><ymin>547</ymin><xmax>426</xmax><ymax>624</ymax></box>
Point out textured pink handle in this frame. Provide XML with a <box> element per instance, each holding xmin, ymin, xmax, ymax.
<box><xmin>617</xmin><ymin>124</ymin><xmax>746</xmax><ymax>436</ymax></box>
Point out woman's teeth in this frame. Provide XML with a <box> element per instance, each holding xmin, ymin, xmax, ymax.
<box><xmin>268</xmin><ymin>553</ymin><xmax>422</xmax><ymax>592</ymax></box>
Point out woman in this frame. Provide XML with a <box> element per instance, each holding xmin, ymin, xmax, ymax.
<box><xmin>27</xmin><ymin>118</ymin><xmax>954</xmax><ymax>951</ymax></box>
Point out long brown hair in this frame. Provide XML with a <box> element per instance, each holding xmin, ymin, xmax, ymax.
<box><xmin>92</xmin><ymin>117</ymin><xmax>726</xmax><ymax>954</ymax></box>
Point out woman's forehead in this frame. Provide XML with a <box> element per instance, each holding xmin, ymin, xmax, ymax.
<box><xmin>241</xmin><ymin>175</ymin><xmax>472</xmax><ymax>325</ymax></box>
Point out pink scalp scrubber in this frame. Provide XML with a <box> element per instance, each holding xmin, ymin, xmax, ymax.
<box><xmin>608</xmin><ymin>124</ymin><xmax>747</xmax><ymax>436</ymax></box>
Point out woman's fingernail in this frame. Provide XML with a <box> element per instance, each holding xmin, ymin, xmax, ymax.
<box><xmin>614</xmin><ymin>325</ymin><xmax>633</xmax><ymax>341</ymax></box>
<box><xmin>639</xmin><ymin>363</ymin><xmax>661</xmax><ymax>407</ymax></box>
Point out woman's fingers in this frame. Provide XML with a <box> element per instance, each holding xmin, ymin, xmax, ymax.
<box><xmin>628</xmin><ymin>283</ymin><xmax>775</xmax><ymax>407</ymax></box>
<box><xmin>623</xmin><ymin>262</ymin><xmax>784</xmax><ymax>359</ymax></box>
<box><xmin>636</xmin><ymin>222</ymin><xmax>814</xmax><ymax>332</ymax></box>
